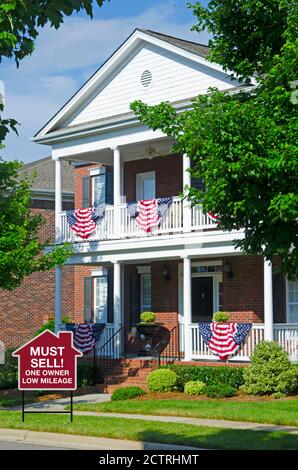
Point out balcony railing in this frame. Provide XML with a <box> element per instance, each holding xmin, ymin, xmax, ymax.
<box><xmin>59</xmin><ymin>196</ymin><xmax>218</xmax><ymax>243</ymax></box>
<box><xmin>181</xmin><ymin>323</ymin><xmax>298</xmax><ymax>362</ymax></box>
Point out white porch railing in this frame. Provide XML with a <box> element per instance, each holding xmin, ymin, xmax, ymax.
<box><xmin>185</xmin><ymin>323</ymin><xmax>298</xmax><ymax>362</ymax></box>
<box><xmin>59</xmin><ymin>197</ymin><xmax>218</xmax><ymax>243</ymax></box>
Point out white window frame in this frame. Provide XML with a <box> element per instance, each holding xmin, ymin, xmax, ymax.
<box><xmin>136</xmin><ymin>171</ymin><xmax>156</xmax><ymax>200</ymax></box>
<box><xmin>286</xmin><ymin>278</ymin><xmax>298</xmax><ymax>324</ymax></box>
<box><xmin>93</xmin><ymin>269</ymin><xmax>109</xmax><ymax>324</ymax></box>
<box><xmin>140</xmin><ymin>272</ymin><xmax>152</xmax><ymax>313</ymax></box>
<box><xmin>91</xmin><ymin>167</ymin><xmax>106</xmax><ymax>206</ymax></box>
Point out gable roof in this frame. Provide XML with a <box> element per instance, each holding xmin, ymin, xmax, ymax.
<box><xmin>139</xmin><ymin>29</ymin><xmax>210</xmax><ymax>58</ymax></box>
<box><xmin>33</xmin><ymin>28</ymin><xmax>226</xmax><ymax>141</ymax></box>
<box><xmin>18</xmin><ymin>156</ymin><xmax>74</xmax><ymax>194</ymax></box>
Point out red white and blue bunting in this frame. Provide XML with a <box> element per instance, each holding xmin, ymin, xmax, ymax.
<box><xmin>127</xmin><ymin>197</ymin><xmax>173</xmax><ymax>233</ymax></box>
<box><xmin>64</xmin><ymin>323</ymin><xmax>105</xmax><ymax>355</ymax></box>
<box><xmin>66</xmin><ymin>205</ymin><xmax>105</xmax><ymax>239</ymax></box>
<box><xmin>199</xmin><ymin>322</ymin><xmax>252</xmax><ymax>360</ymax></box>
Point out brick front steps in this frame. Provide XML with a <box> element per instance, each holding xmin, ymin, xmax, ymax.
<box><xmin>97</xmin><ymin>358</ymin><xmax>159</xmax><ymax>393</ymax></box>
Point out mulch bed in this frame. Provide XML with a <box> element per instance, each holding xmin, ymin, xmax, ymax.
<box><xmin>136</xmin><ymin>391</ymin><xmax>298</xmax><ymax>402</ymax></box>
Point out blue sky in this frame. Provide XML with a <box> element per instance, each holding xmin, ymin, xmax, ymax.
<box><xmin>1</xmin><ymin>0</ymin><xmax>209</xmax><ymax>163</ymax></box>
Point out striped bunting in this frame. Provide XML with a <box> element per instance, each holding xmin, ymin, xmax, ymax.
<box><xmin>64</xmin><ymin>323</ymin><xmax>106</xmax><ymax>355</ymax></box>
<box><xmin>127</xmin><ymin>197</ymin><xmax>173</xmax><ymax>233</ymax></box>
<box><xmin>199</xmin><ymin>322</ymin><xmax>252</xmax><ymax>360</ymax></box>
<box><xmin>66</xmin><ymin>205</ymin><xmax>105</xmax><ymax>239</ymax></box>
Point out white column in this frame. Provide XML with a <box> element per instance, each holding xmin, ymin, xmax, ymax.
<box><xmin>183</xmin><ymin>255</ymin><xmax>192</xmax><ymax>360</ymax></box>
<box><xmin>264</xmin><ymin>258</ymin><xmax>274</xmax><ymax>341</ymax></box>
<box><xmin>54</xmin><ymin>158</ymin><xmax>62</xmax><ymax>243</ymax></box>
<box><xmin>54</xmin><ymin>266</ymin><xmax>62</xmax><ymax>334</ymax></box>
<box><xmin>112</xmin><ymin>146</ymin><xmax>122</xmax><ymax>237</ymax></box>
<box><xmin>183</xmin><ymin>153</ymin><xmax>192</xmax><ymax>232</ymax></box>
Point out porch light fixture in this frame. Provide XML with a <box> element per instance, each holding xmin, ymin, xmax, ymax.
<box><xmin>162</xmin><ymin>265</ymin><xmax>171</xmax><ymax>281</ymax></box>
<box><xmin>224</xmin><ymin>262</ymin><xmax>234</xmax><ymax>279</ymax></box>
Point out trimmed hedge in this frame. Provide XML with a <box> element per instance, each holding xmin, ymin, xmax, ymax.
<box><xmin>205</xmin><ymin>384</ymin><xmax>236</xmax><ymax>398</ymax></box>
<box><xmin>111</xmin><ymin>387</ymin><xmax>145</xmax><ymax>401</ymax></box>
<box><xmin>147</xmin><ymin>369</ymin><xmax>177</xmax><ymax>392</ymax></box>
<box><xmin>184</xmin><ymin>380</ymin><xmax>206</xmax><ymax>396</ymax></box>
<box><xmin>160</xmin><ymin>365</ymin><xmax>244</xmax><ymax>390</ymax></box>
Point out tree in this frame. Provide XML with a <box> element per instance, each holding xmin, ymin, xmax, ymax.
<box><xmin>131</xmin><ymin>1</ymin><xmax>298</xmax><ymax>278</ymax></box>
<box><xmin>0</xmin><ymin>1</ymin><xmax>107</xmax><ymax>289</ymax></box>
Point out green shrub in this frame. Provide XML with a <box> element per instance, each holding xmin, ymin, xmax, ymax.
<box><xmin>139</xmin><ymin>311</ymin><xmax>157</xmax><ymax>324</ymax></box>
<box><xmin>213</xmin><ymin>311</ymin><xmax>230</xmax><ymax>322</ymax></box>
<box><xmin>147</xmin><ymin>369</ymin><xmax>177</xmax><ymax>392</ymax></box>
<box><xmin>184</xmin><ymin>380</ymin><xmax>206</xmax><ymax>396</ymax></box>
<box><xmin>111</xmin><ymin>386</ymin><xmax>145</xmax><ymax>401</ymax></box>
<box><xmin>0</xmin><ymin>348</ymin><xmax>18</xmax><ymax>390</ymax></box>
<box><xmin>161</xmin><ymin>365</ymin><xmax>244</xmax><ymax>390</ymax></box>
<box><xmin>35</xmin><ymin>316</ymin><xmax>71</xmax><ymax>336</ymax></box>
<box><xmin>241</xmin><ymin>341</ymin><xmax>298</xmax><ymax>396</ymax></box>
<box><xmin>77</xmin><ymin>362</ymin><xmax>101</xmax><ymax>388</ymax></box>
<box><xmin>205</xmin><ymin>384</ymin><xmax>236</xmax><ymax>398</ymax></box>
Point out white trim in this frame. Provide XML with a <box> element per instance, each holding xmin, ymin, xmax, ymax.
<box><xmin>140</xmin><ymin>272</ymin><xmax>152</xmax><ymax>312</ymax></box>
<box><xmin>34</xmin><ymin>29</ymin><xmax>239</xmax><ymax>139</ymax></box>
<box><xmin>192</xmin><ymin>260</ymin><xmax>222</xmax><ymax>267</ymax></box>
<box><xmin>136</xmin><ymin>171</ymin><xmax>156</xmax><ymax>200</ymax></box>
<box><xmin>286</xmin><ymin>277</ymin><xmax>298</xmax><ymax>324</ymax></box>
<box><xmin>93</xmin><ymin>275</ymin><xmax>108</xmax><ymax>324</ymax></box>
<box><xmin>92</xmin><ymin>268</ymin><xmax>108</xmax><ymax>277</ymax></box>
<box><xmin>90</xmin><ymin>166</ymin><xmax>105</xmax><ymax>176</ymax></box>
<box><xmin>137</xmin><ymin>265</ymin><xmax>151</xmax><ymax>274</ymax></box>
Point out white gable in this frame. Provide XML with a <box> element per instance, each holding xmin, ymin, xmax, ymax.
<box><xmin>63</xmin><ymin>43</ymin><xmax>235</xmax><ymax>129</ymax></box>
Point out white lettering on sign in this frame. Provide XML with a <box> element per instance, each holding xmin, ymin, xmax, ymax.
<box><xmin>30</xmin><ymin>346</ymin><xmax>65</xmax><ymax>356</ymax></box>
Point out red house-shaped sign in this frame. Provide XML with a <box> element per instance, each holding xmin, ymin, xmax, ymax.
<box><xmin>13</xmin><ymin>330</ymin><xmax>83</xmax><ymax>391</ymax></box>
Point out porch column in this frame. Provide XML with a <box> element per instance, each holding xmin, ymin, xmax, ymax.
<box><xmin>54</xmin><ymin>157</ymin><xmax>62</xmax><ymax>243</ymax></box>
<box><xmin>112</xmin><ymin>146</ymin><xmax>122</xmax><ymax>237</ymax></box>
<box><xmin>264</xmin><ymin>258</ymin><xmax>274</xmax><ymax>341</ymax></box>
<box><xmin>183</xmin><ymin>153</ymin><xmax>191</xmax><ymax>232</ymax></box>
<box><xmin>54</xmin><ymin>266</ymin><xmax>62</xmax><ymax>333</ymax></box>
<box><xmin>183</xmin><ymin>255</ymin><xmax>192</xmax><ymax>361</ymax></box>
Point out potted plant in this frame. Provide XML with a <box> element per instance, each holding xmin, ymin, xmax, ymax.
<box><xmin>212</xmin><ymin>311</ymin><xmax>230</xmax><ymax>323</ymax></box>
<box><xmin>136</xmin><ymin>312</ymin><xmax>160</xmax><ymax>354</ymax></box>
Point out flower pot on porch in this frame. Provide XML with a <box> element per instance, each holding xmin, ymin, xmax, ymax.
<box><xmin>136</xmin><ymin>323</ymin><xmax>161</xmax><ymax>356</ymax></box>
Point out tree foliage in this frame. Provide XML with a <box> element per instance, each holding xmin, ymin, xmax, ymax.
<box><xmin>131</xmin><ymin>1</ymin><xmax>298</xmax><ymax>278</ymax></box>
<box><xmin>0</xmin><ymin>0</ymin><xmax>106</xmax><ymax>65</ymax></box>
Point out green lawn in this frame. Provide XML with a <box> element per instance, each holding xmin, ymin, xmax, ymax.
<box><xmin>0</xmin><ymin>411</ymin><xmax>297</xmax><ymax>450</ymax></box>
<box><xmin>70</xmin><ymin>398</ymin><xmax>298</xmax><ymax>427</ymax></box>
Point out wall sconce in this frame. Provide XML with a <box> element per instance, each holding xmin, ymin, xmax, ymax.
<box><xmin>162</xmin><ymin>265</ymin><xmax>171</xmax><ymax>281</ymax></box>
<box><xmin>224</xmin><ymin>262</ymin><xmax>234</xmax><ymax>279</ymax></box>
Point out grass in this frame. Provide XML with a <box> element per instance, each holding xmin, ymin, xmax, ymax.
<box><xmin>70</xmin><ymin>398</ymin><xmax>298</xmax><ymax>427</ymax></box>
<box><xmin>0</xmin><ymin>411</ymin><xmax>297</xmax><ymax>450</ymax></box>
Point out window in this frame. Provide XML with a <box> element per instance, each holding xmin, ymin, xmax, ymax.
<box><xmin>92</xmin><ymin>173</ymin><xmax>106</xmax><ymax>207</ymax></box>
<box><xmin>94</xmin><ymin>276</ymin><xmax>108</xmax><ymax>323</ymax></box>
<box><xmin>136</xmin><ymin>171</ymin><xmax>156</xmax><ymax>200</ymax></box>
<box><xmin>287</xmin><ymin>280</ymin><xmax>298</xmax><ymax>323</ymax></box>
<box><xmin>140</xmin><ymin>273</ymin><xmax>151</xmax><ymax>312</ymax></box>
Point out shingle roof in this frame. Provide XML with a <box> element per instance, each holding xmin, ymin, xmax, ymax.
<box><xmin>18</xmin><ymin>156</ymin><xmax>74</xmax><ymax>193</ymax></box>
<box><xmin>138</xmin><ymin>29</ymin><xmax>210</xmax><ymax>58</ymax></box>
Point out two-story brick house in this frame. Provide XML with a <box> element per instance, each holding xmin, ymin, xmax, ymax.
<box><xmin>0</xmin><ymin>156</ymin><xmax>75</xmax><ymax>348</ymax></box>
<box><xmin>32</xmin><ymin>29</ymin><xmax>297</xmax><ymax>382</ymax></box>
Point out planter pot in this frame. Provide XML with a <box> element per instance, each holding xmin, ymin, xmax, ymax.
<box><xmin>136</xmin><ymin>323</ymin><xmax>161</xmax><ymax>355</ymax></box>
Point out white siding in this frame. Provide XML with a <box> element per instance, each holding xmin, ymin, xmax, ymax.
<box><xmin>66</xmin><ymin>44</ymin><xmax>235</xmax><ymax>127</ymax></box>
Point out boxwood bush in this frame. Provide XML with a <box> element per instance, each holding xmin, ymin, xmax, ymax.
<box><xmin>160</xmin><ymin>365</ymin><xmax>244</xmax><ymax>390</ymax></box>
<box><xmin>111</xmin><ymin>386</ymin><xmax>145</xmax><ymax>401</ymax></box>
<box><xmin>241</xmin><ymin>341</ymin><xmax>298</xmax><ymax>397</ymax></box>
<box><xmin>0</xmin><ymin>348</ymin><xmax>18</xmax><ymax>390</ymax></box>
<box><xmin>184</xmin><ymin>380</ymin><xmax>206</xmax><ymax>396</ymax></box>
<box><xmin>205</xmin><ymin>384</ymin><xmax>236</xmax><ymax>398</ymax></box>
<box><xmin>147</xmin><ymin>369</ymin><xmax>177</xmax><ymax>392</ymax></box>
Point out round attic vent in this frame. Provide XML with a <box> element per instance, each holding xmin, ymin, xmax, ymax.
<box><xmin>140</xmin><ymin>69</ymin><xmax>152</xmax><ymax>88</ymax></box>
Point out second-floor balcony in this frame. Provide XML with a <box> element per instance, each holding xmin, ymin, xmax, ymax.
<box><xmin>59</xmin><ymin>196</ymin><xmax>219</xmax><ymax>243</ymax></box>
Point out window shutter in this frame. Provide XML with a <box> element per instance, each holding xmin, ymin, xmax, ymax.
<box><xmin>84</xmin><ymin>277</ymin><xmax>93</xmax><ymax>322</ymax></box>
<box><xmin>105</xmin><ymin>172</ymin><xmax>114</xmax><ymax>205</ymax></box>
<box><xmin>82</xmin><ymin>176</ymin><xmax>90</xmax><ymax>208</ymax></box>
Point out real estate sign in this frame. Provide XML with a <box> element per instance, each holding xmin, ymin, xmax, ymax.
<box><xmin>12</xmin><ymin>330</ymin><xmax>82</xmax><ymax>390</ymax></box>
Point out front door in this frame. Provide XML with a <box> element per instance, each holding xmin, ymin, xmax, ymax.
<box><xmin>191</xmin><ymin>276</ymin><xmax>213</xmax><ymax>322</ymax></box>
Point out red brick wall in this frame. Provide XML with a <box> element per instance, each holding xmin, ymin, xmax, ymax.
<box><xmin>124</xmin><ymin>154</ymin><xmax>182</xmax><ymax>201</ymax></box>
<box><xmin>0</xmin><ymin>198</ymin><xmax>74</xmax><ymax>349</ymax></box>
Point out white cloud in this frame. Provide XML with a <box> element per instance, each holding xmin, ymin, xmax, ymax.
<box><xmin>1</xmin><ymin>2</ymin><xmax>210</xmax><ymax>163</ymax></box>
